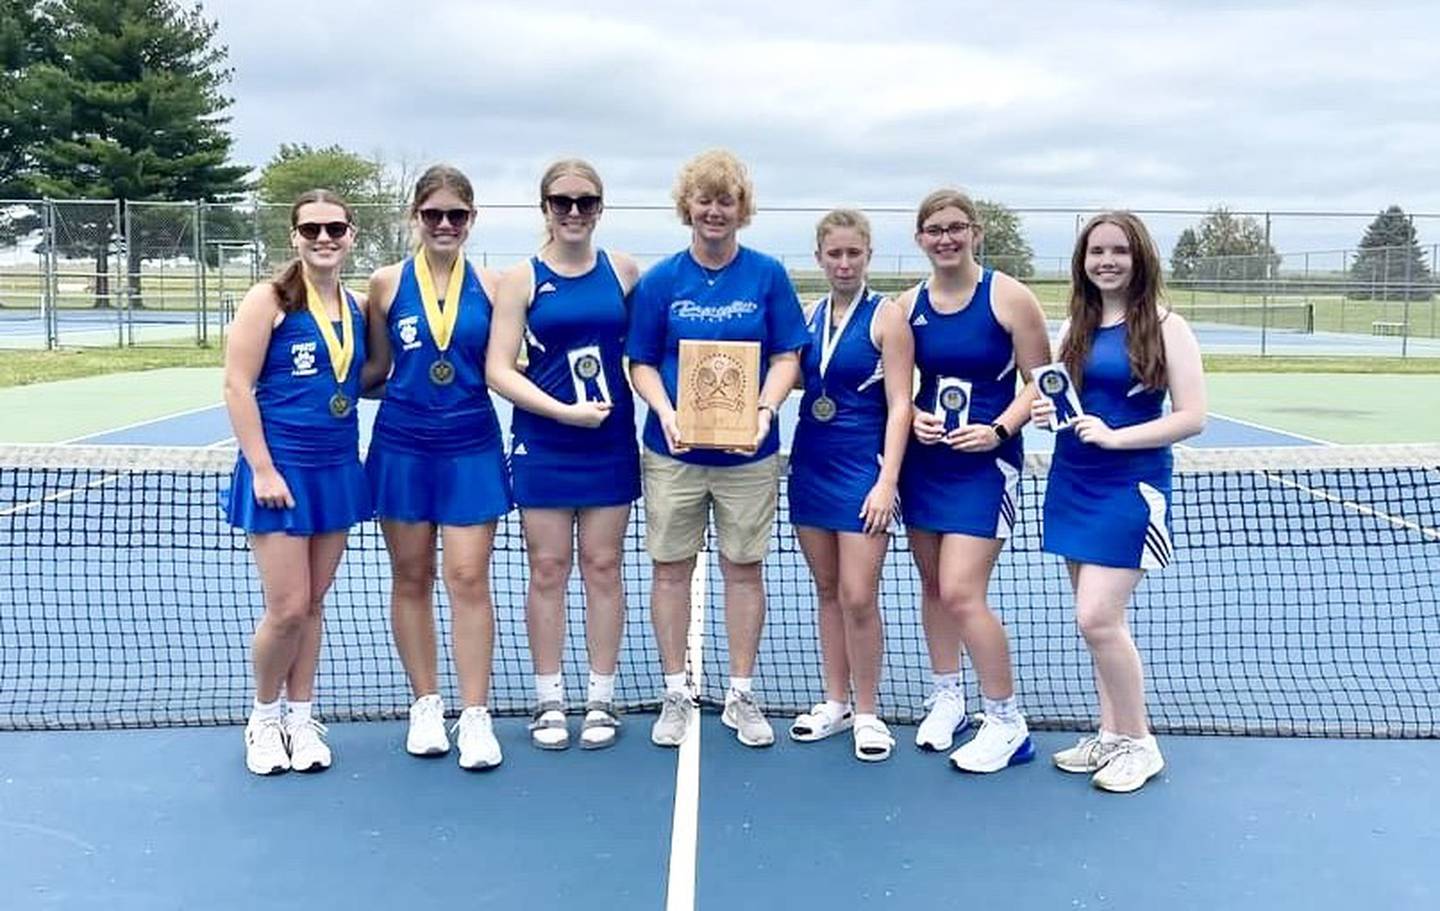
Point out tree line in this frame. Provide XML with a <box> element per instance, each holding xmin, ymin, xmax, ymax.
<box><xmin>0</xmin><ymin>1</ymin><xmax>1432</xmax><ymax>305</ymax></box>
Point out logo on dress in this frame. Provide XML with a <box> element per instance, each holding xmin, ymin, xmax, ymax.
<box><xmin>398</xmin><ymin>315</ymin><xmax>422</xmax><ymax>350</ymax></box>
<box><xmin>672</xmin><ymin>299</ymin><xmax>759</xmax><ymax>322</ymax></box>
<box><xmin>537</xmin><ymin>281</ymin><xmax>557</xmax><ymax>295</ymax></box>
<box><xmin>912</xmin><ymin>313</ymin><xmax>929</xmax><ymax>327</ymax></box>
<box><xmin>513</xmin><ymin>443</ymin><xmax>528</xmax><ymax>456</ymax></box>
<box><xmin>290</xmin><ymin>341</ymin><xmax>318</xmax><ymax>376</ymax></box>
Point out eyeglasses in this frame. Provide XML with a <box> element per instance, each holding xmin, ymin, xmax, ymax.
<box><xmin>920</xmin><ymin>222</ymin><xmax>974</xmax><ymax>240</ymax></box>
<box><xmin>294</xmin><ymin>221</ymin><xmax>352</xmax><ymax>241</ymax></box>
<box><xmin>545</xmin><ymin>195</ymin><xmax>602</xmax><ymax>217</ymax></box>
<box><xmin>417</xmin><ymin>208</ymin><xmax>472</xmax><ymax>228</ymax></box>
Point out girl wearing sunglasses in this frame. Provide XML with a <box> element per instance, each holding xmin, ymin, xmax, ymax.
<box><xmin>364</xmin><ymin>164</ymin><xmax>511</xmax><ymax>770</ymax></box>
<box><xmin>222</xmin><ymin>189</ymin><xmax>371</xmax><ymax>776</ymax></box>
<box><xmin>486</xmin><ymin>159</ymin><xmax>641</xmax><ymax>750</ymax></box>
<box><xmin>897</xmin><ymin>188</ymin><xmax>1051</xmax><ymax>773</ymax></box>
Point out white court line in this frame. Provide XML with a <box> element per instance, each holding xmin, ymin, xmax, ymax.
<box><xmin>1207</xmin><ymin>409</ymin><xmax>1335</xmax><ymax>446</ymax></box>
<box><xmin>59</xmin><ymin>402</ymin><xmax>225</xmax><ymax>445</ymax></box>
<box><xmin>1260</xmin><ymin>472</ymin><xmax>1440</xmax><ymax>542</ymax></box>
<box><xmin>0</xmin><ymin>473</ymin><xmax>119</xmax><ymax>516</ymax></box>
<box><xmin>207</xmin><ymin>436</ymin><xmax>237</xmax><ymax>449</ymax></box>
<box><xmin>665</xmin><ymin>556</ymin><xmax>706</xmax><ymax>911</ymax></box>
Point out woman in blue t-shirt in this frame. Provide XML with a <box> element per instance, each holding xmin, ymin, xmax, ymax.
<box><xmin>1032</xmin><ymin>212</ymin><xmax>1205</xmax><ymax>794</ymax></box>
<box><xmin>487</xmin><ymin>159</ymin><xmax>641</xmax><ymax>751</ymax></box>
<box><xmin>222</xmin><ymin>189</ymin><xmax>371</xmax><ymax>776</ymax></box>
<box><xmin>364</xmin><ymin>165</ymin><xmax>511</xmax><ymax>771</ymax></box>
<box><xmin>625</xmin><ymin>149</ymin><xmax>810</xmax><ymax>749</ymax></box>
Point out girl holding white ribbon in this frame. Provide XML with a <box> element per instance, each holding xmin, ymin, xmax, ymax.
<box><xmin>222</xmin><ymin>189</ymin><xmax>371</xmax><ymax>776</ymax></box>
<box><xmin>786</xmin><ymin>209</ymin><xmax>914</xmax><ymax>761</ymax></box>
<box><xmin>365</xmin><ymin>165</ymin><xmax>511</xmax><ymax>771</ymax></box>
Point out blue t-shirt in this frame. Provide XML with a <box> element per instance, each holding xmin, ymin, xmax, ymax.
<box><xmin>625</xmin><ymin>246</ymin><xmax>808</xmax><ymax>466</ymax></box>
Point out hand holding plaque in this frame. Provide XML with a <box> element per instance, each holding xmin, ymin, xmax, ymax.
<box><xmin>676</xmin><ymin>340</ymin><xmax>761</xmax><ymax>450</ymax></box>
<box><xmin>1034</xmin><ymin>362</ymin><xmax>1084</xmax><ymax>430</ymax></box>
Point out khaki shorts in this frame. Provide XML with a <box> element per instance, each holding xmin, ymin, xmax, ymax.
<box><xmin>641</xmin><ymin>450</ymin><xmax>781</xmax><ymax>564</ymax></box>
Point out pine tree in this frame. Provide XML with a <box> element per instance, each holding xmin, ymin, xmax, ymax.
<box><xmin>26</xmin><ymin>0</ymin><xmax>248</xmax><ymax>306</ymax></box>
<box><xmin>1170</xmin><ymin>228</ymin><xmax>1201</xmax><ymax>280</ymax></box>
<box><xmin>1348</xmin><ymin>205</ymin><xmax>1432</xmax><ymax>301</ymax></box>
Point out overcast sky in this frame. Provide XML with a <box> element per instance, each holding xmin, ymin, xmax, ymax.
<box><xmin>211</xmin><ymin>0</ymin><xmax>1440</xmax><ymax>263</ymax></box>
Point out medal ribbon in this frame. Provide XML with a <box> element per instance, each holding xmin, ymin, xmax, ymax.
<box><xmin>414</xmin><ymin>249</ymin><xmax>466</xmax><ymax>353</ymax></box>
<box><xmin>302</xmin><ymin>275</ymin><xmax>354</xmax><ymax>384</ymax></box>
<box><xmin>818</xmin><ymin>285</ymin><xmax>868</xmax><ymax>382</ymax></box>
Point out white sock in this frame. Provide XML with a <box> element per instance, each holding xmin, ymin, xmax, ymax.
<box><xmin>728</xmin><ymin>676</ymin><xmax>753</xmax><ymax>697</ymax></box>
<box><xmin>286</xmin><ymin>701</ymin><xmax>312</xmax><ymax>724</ymax></box>
<box><xmin>664</xmin><ymin>672</ymin><xmax>688</xmax><ymax>695</ymax></box>
<box><xmin>823</xmin><ymin>699</ymin><xmax>851</xmax><ymax>717</ymax></box>
<box><xmin>535</xmin><ymin>672</ymin><xmax>564</xmax><ymax>705</ymax></box>
<box><xmin>982</xmin><ymin>695</ymin><xmax>1023</xmax><ymax>725</ymax></box>
<box><xmin>250</xmin><ymin>698</ymin><xmax>282</xmax><ymax>724</ymax></box>
<box><xmin>855</xmin><ymin>712</ymin><xmax>880</xmax><ymax>727</ymax></box>
<box><xmin>588</xmin><ymin>671</ymin><xmax>616</xmax><ymax>704</ymax></box>
<box><xmin>932</xmin><ymin>672</ymin><xmax>962</xmax><ymax>694</ymax></box>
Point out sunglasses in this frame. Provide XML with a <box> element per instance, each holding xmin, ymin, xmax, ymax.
<box><xmin>545</xmin><ymin>194</ymin><xmax>602</xmax><ymax>217</ymax></box>
<box><xmin>418</xmin><ymin>208</ymin><xmax>472</xmax><ymax>228</ymax></box>
<box><xmin>294</xmin><ymin>221</ymin><xmax>352</xmax><ymax>241</ymax></box>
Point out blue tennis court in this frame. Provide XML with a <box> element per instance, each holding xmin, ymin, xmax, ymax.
<box><xmin>2</xmin><ymin>391</ymin><xmax>1437</xmax><ymax>910</ymax></box>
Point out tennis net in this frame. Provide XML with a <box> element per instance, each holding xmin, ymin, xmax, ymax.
<box><xmin>1</xmin><ymin>443</ymin><xmax>1436</xmax><ymax>737</ymax></box>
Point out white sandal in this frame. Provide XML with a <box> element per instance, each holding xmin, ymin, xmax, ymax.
<box><xmin>529</xmin><ymin>701</ymin><xmax>569</xmax><ymax>750</ymax></box>
<box><xmin>789</xmin><ymin>702</ymin><xmax>854</xmax><ymax>742</ymax></box>
<box><xmin>853</xmin><ymin>716</ymin><xmax>895</xmax><ymax>762</ymax></box>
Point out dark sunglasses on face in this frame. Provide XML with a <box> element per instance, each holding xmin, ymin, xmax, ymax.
<box><xmin>294</xmin><ymin>221</ymin><xmax>352</xmax><ymax>241</ymax></box>
<box><xmin>545</xmin><ymin>194</ymin><xmax>602</xmax><ymax>217</ymax></box>
<box><xmin>418</xmin><ymin>208</ymin><xmax>472</xmax><ymax>228</ymax></box>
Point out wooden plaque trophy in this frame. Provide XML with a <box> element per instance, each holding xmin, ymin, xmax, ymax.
<box><xmin>676</xmin><ymin>340</ymin><xmax>762</xmax><ymax>450</ymax></box>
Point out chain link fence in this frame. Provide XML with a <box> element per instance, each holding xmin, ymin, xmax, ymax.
<box><xmin>2</xmin><ymin>200</ymin><xmax>1437</xmax><ymax>356</ymax></box>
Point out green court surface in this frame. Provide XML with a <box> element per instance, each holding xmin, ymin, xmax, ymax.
<box><xmin>0</xmin><ymin>367</ymin><xmax>223</xmax><ymax>443</ymax></box>
<box><xmin>1206</xmin><ymin>373</ymin><xmax>1440</xmax><ymax>444</ymax></box>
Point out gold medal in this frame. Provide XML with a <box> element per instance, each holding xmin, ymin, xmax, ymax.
<box><xmin>303</xmin><ymin>275</ymin><xmax>355</xmax><ymax>416</ymax></box>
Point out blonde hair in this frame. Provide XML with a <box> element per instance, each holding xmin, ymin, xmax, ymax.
<box><xmin>672</xmin><ymin>149</ymin><xmax>756</xmax><ymax>227</ymax></box>
<box><xmin>815</xmin><ymin>208</ymin><xmax>872</xmax><ymax>250</ymax></box>
<box><xmin>538</xmin><ymin>158</ymin><xmax>605</xmax><ymax>248</ymax></box>
<box><xmin>915</xmin><ymin>188</ymin><xmax>980</xmax><ymax>232</ymax></box>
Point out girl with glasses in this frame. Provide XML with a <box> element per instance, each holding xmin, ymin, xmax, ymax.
<box><xmin>786</xmin><ymin>209</ymin><xmax>914</xmax><ymax>761</ymax></box>
<box><xmin>1033</xmin><ymin>212</ymin><xmax>1205</xmax><ymax>793</ymax></box>
<box><xmin>222</xmin><ymin>189</ymin><xmax>370</xmax><ymax>775</ymax></box>
<box><xmin>364</xmin><ymin>165</ymin><xmax>512</xmax><ymax>770</ymax></box>
<box><xmin>898</xmin><ymin>188</ymin><xmax>1051</xmax><ymax>773</ymax></box>
<box><xmin>486</xmin><ymin>159</ymin><xmax>641</xmax><ymax>751</ymax></box>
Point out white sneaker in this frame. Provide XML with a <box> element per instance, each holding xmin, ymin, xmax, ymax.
<box><xmin>244</xmin><ymin>716</ymin><xmax>290</xmax><ymax>776</ymax></box>
<box><xmin>651</xmin><ymin>691</ymin><xmax>694</xmax><ymax>747</ymax></box>
<box><xmin>1091</xmin><ymin>736</ymin><xmax>1164</xmax><ymax>793</ymax></box>
<box><xmin>406</xmin><ymin>694</ymin><xmax>449</xmax><ymax>756</ymax></box>
<box><xmin>915</xmin><ymin>687</ymin><xmax>969</xmax><ymax>751</ymax></box>
<box><xmin>948</xmin><ymin>713</ymin><xmax>1035</xmax><ymax>773</ymax></box>
<box><xmin>1052</xmin><ymin>733</ymin><xmax>1120</xmax><ymax>774</ymax></box>
<box><xmin>454</xmin><ymin>706</ymin><xmax>503</xmax><ymax>770</ymax></box>
<box><xmin>721</xmin><ymin>690</ymin><xmax>775</xmax><ymax>747</ymax></box>
<box><xmin>285</xmin><ymin>715</ymin><xmax>332</xmax><ymax>773</ymax></box>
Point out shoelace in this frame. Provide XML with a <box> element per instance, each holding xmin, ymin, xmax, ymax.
<box><xmin>250</xmin><ymin>717</ymin><xmax>285</xmax><ymax>746</ymax></box>
<box><xmin>451</xmin><ymin>709</ymin><xmax>490</xmax><ymax>739</ymax></box>
<box><xmin>287</xmin><ymin>717</ymin><xmax>328</xmax><ymax>740</ymax></box>
<box><xmin>922</xmin><ymin>688</ymin><xmax>963</xmax><ymax>712</ymax></box>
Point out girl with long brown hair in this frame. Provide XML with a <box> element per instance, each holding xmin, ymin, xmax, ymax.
<box><xmin>222</xmin><ymin>189</ymin><xmax>370</xmax><ymax>775</ymax></box>
<box><xmin>1032</xmin><ymin>211</ymin><xmax>1206</xmax><ymax>793</ymax></box>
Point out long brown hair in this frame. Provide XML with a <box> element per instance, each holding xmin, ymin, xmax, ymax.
<box><xmin>1060</xmin><ymin>211</ymin><xmax>1168</xmax><ymax>391</ymax></box>
<box><xmin>410</xmin><ymin>163</ymin><xmax>475</xmax><ymax>216</ymax></box>
<box><xmin>271</xmin><ymin>189</ymin><xmax>354</xmax><ymax>314</ymax></box>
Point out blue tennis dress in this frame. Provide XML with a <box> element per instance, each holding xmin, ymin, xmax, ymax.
<box><xmin>1042</xmin><ymin>322</ymin><xmax>1173</xmax><ymax>570</ymax></box>
<box><xmin>365</xmin><ymin>258</ymin><xmax>512</xmax><ymax>526</ymax></box>
<box><xmin>510</xmin><ymin>250</ymin><xmax>640</xmax><ymax>509</ymax></box>
<box><xmin>789</xmin><ymin>289</ymin><xmax>889</xmax><ymax>532</ymax></box>
<box><xmin>223</xmin><ymin>291</ymin><xmax>372</xmax><ymax>535</ymax></box>
<box><xmin>898</xmin><ymin>271</ymin><xmax>1023</xmax><ymax>538</ymax></box>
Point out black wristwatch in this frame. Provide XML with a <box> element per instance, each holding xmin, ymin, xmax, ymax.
<box><xmin>990</xmin><ymin>422</ymin><xmax>1011</xmax><ymax>442</ymax></box>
